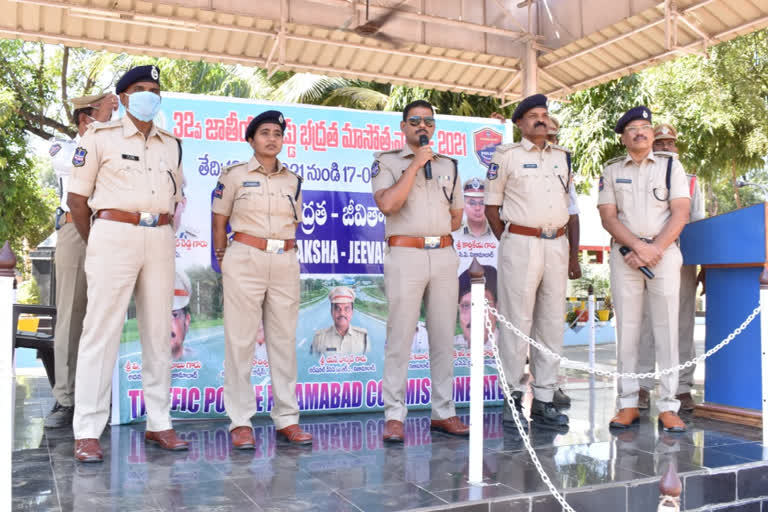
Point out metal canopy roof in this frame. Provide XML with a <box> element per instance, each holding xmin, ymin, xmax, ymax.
<box><xmin>1</xmin><ymin>0</ymin><xmax>766</xmax><ymax>102</ymax></box>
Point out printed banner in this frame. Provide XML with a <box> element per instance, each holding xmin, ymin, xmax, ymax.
<box><xmin>113</xmin><ymin>94</ymin><xmax>506</xmax><ymax>424</ymax></box>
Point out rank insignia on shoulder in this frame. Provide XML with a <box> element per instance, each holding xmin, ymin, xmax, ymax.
<box><xmin>49</xmin><ymin>143</ymin><xmax>62</xmax><ymax>157</ymax></box>
<box><xmin>72</xmin><ymin>147</ymin><xmax>87</xmax><ymax>167</ymax></box>
<box><xmin>213</xmin><ymin>182</ymin><xmax>225</xmax><ymax>199</ymax></box>
<box><xmin>598</xmin><ymin>176</ymin><xmax>604</xmax><ymax>192</ymax></box>
<box><xmin>243</xmin><ymin>181</ymin><xmax>261</xmax><ymax>187</ymax></box>
<box><xmin>487</xmin><ymin>162</ymin><xmax>499</xmax><ymax>180</ymax></box>
<box><xmin>371</xmin><ymin>161</ymin><xmax>380</xmax><ymax>178</ymax></box>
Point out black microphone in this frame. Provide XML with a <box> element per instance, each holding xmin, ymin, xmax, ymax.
<box><xmin>618</xmin><ymin>246</ymin><xmax>655</xmax><ymax>279</ymax></box>
<box><xmin>419</xmin><ymin>134</ymin><xmax>432</xmax><ymax>180</ymax></box>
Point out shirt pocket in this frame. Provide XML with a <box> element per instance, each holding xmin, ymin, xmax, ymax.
<box><xmin>613</xmin><ymin>179</ymin><xmax>634</xmax><ymax>208</ymax></box>
<box><xmin>235</xmin><ymin>183</ymin><xmax>266</xmax><ymax>214</ymax></box>
<box><xmin>275</xmin><ymin>186</ymin><xmax>298</xmax><ymax>219</ymax></box>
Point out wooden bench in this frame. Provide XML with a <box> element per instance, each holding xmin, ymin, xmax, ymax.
<box><xmin>13</xmin><ymin>303</ymin><xmax>56</xmax><ymax>389</ymax></box>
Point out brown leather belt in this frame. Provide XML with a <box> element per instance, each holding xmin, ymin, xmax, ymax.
<box><xmin>507</xmin><ymin>223</ymin><xmax>566</xmax><ymax>239</ymax></box>
<box><xmin>233</xmin><ymin>232</ymin><xmax>296</xmax><ymax>253</ymax></box>
<box><xmin>388</xmin><ymin>235</ymin><xmax>453</xmax><ymax>249</ymax></box>
<box><xmin>96</xmin><ymin>209</ymin><xmax>171</xmax><ymax>227</ymax></box>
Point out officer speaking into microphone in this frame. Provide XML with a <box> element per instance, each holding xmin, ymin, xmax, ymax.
<box><xmin>372</xmin><ymin>100</ymin><xmax>469</xmax><ymax>443</ymax></box>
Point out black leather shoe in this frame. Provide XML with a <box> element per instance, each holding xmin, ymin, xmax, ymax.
<box><xmin>552</xmin><ymin>388</ymin><xmax>571</xmax><ymax>409</ymax></box>
<box><xmin>502</xmin><ymin>391</ymin><xmax>528</xmax><ymax>431</ymax></box>
<box><xmin>45</xmin><ymin>403</ymin><xmax>74</xmax><ymax>429</ymax></box>
<box><xmin>531</xmin><ymin>399</ymin><xmax>569</xmax><ymax>426</ymax></box>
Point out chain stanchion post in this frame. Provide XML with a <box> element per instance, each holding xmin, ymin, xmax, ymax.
<box><xmin>588</xmin><ymin>285</ymin><xmax>596</xmax><ymax>371</ymax></box>
<box><xmin>468</xmin><ymin>258</ymin><xmax>486</xmax><ymax>485</ymax></box>
<box><xmin>759</xmin><ymin>265</ymin><xmax>768</xmax><ymax>446</ymax></box>
<box><xmin>0</xmin><ymin>241</ymin><xmax>18</xmax><ymax>507</ymax></box>
<box><xmin>587</xmin><ymin>285</ymin><xmax>596</xmax><ymax>442</ymax></box>
<box><xmin>657</xmin><ymin>460</ymin><xmax>682</xmax><ymax>511</ymax></box>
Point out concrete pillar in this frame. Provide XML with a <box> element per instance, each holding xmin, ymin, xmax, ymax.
<box><xmin>522</xmin><ymin>38</ymin><xmax>538</xmax><ymax>96</ymax></box>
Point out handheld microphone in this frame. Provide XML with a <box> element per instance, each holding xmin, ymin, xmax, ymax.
<box><xmin>419</xmin><ymin>134</ymin><xmax>432</xmax><ymax>180</ymax></box>
<box><xmin>618</xmin><ymin>246</ymin><xmax>655</xmax><ymax>279</ymax></box>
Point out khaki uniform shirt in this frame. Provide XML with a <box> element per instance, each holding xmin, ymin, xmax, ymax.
<box><xmin>597</xmin><ymin>151</ymin><xmax>690</xmax><ymax>239</ymax></box>
<box><xmin>211</xmin><ymin>156</ymin><xmax>303</xmax><ymax>240</ymax></box>
<box><xmin>371</xmin><ymin>146</ymin><xmax>463</xmax><ymax>238</ymax></box>
<box><xmin>484</xmin><ymin>138</ymin><xmax>571</xmax><ymax>229</ymax></box>
<box><xmin>69</xmin><ymin>116</ymin><xmax>183</xmax><ymax>214</ymax></box>
<box><xmin>310</xmin><ymin>325</ymin><xmax>369</xmax><ymax>355</ymax></box>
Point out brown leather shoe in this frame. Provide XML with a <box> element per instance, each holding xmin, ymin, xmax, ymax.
<box><xmin>609</xmin><ymin>408</ymin><xmax>640</xmax><ymax>429</ymax></box>
<box><xmin>276</xmin><ymin>424</ymin><xmax>312</xmax><ymax>445</ymax></box>
<box><xmin>230</xmin><ymin>426</ymin><xmax>255</xmax><ymax>450</ymax></box>
<box><xmin>676</xmin><ymin>392</ymin><xmax>695</xmax><ymax>412</ymax></box>
<box><xmin>74</xmin><ymin>438</ymin><xmax>103</xmax><ymax>463</ymax></box>
<box><xmin>382</xmin><ymin>420</ymin><xmax>404</xmax><ymax>443</ymax></box>
<box><xmin>431</xmin><ymin>416</ymin><xmax>470</xmax><ymax>437</ymax></box>
<box><xmin>658</xmin><ymin>411</ymin><xmax>686</xmax><ymax>432</ymax></box>
<box><xmin>638</xmin><ymin>388</ymin><xmax>650</xmax><ymax>410</ymax></box>
<box><xmin>145</xmin><ymin>429</ymin><xmax>190</xmax><ymax>451</ymax></box>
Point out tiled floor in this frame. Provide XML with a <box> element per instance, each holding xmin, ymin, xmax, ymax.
<box><xmin>12</xmin><ymin>373</ymin><xmax>768</xmax><ymax>511</ymax></box>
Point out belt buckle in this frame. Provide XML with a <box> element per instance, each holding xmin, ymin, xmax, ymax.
<box><xmin>540</xmin><ymin>227</ymin><xmax>557</xmax><ymax>239</ymax></box>
<box><xmin>423</xmin><ymin>236</ymin><xmax>441</xmax><ymax>249</ymax></box>
<box><xmin>138</xmin><ymin>212</ymin><xmax>159</xmax><ymax>227</ymax></box>
<box><xmin>266</xmin><ymin>239</ymin><xmax>284</xmax><ymax>254</ymax></box>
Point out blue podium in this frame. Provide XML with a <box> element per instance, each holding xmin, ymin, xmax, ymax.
<box><xmin>680</xmin><ymin>203</ymin><xmax>766</xmax><ymax>426</ymax></box>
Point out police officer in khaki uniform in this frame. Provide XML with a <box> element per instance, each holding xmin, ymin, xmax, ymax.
<box><xmin>597</xmin><ymin>107</ymin><xmax>691</xmax><ymax>432</ymax></box>
<box><xmin>68</xmin><ymin>65</ymin><xmax>189</xmax><ymax>462</ymax></box>
<box><xmin>311</xmin><ymin>286</ymin><xmax>369</xmax><ymax>355</ymax></box>
<box><xmin>636</xmin><ymin>123</ymin><xmax>705</xmax><ymax>411</ymax></box>
<box><xmin>484</xmin><ymin>94</ymin><xmax>578</xmax><ymax>428</ymax></box>
<box><xmin>212</xmin><ymin>110</ymin><xmax>312</xmax><ymax>449</ymax></box>
<box><xmin>372</xmin><ymin>100</ymin><xmax>469</xmax><ymax>442</ymax></box>
<box><xmin>45</xmin><ymin>92</ymin><xmax>118</xmax><ymax>429</ymax></box>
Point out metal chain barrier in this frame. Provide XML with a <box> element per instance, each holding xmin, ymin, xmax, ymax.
<box><xmin>485</xmin><ymin>299</ymin><xmax>762</xmax><ymax>380</ymax></box>
<box><xmin>483</xmin><ymin>299</ymin><xmax>761</xmax><ymax>512</ymax></box>
<box><xmin>485</xmin><ymin>306</ymin><xmax>576</xmax><ymax>511</ymax></box>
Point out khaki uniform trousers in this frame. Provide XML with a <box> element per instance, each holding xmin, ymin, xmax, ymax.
<box><xmin>222</xmin><ymin>241</ymin><xmax>300</xmax><ymax>431</ymax></box>
<box><xmin>53</xmin><ymin>222</ymin><xmax>88</xmax><ymax>407</ymax></box>
<box><xmin>73</xmin><ymin>220</ymin><xmax>175</xmax><ymax>439</ymax></box>
<box><xmin>638</xmin><ymin>264</ymin><xmax>698</xmax><ymax>393</ymax></box>
<box><xmin>496</xmin><ymin>233</ymin><xmax>568</xmax><ymax>403</ymax></box>
<box><xmin>382</xmin><ymin>245</ymin><xmax>458</xmax><ymax>422</ymax></box>
<box><xmin>611</xmin><ymin>243</ymin><xmax>682</xmax><ymax>413</ymax></box>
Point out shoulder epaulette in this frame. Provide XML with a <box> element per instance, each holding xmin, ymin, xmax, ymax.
<box><xmin>156</xmin><ymin>126</ymin><xmax>181</xmax><ymax>142</ymax></box>
<box><xmin>550</xmin><ymin>144</ymin><xmax>570</xmax><ymax>152</ymax></box>
<box><xmin>492</xmin><ymin>143</ymin><xmax>521</xmax><ymax>154</ymax></box>
<box><xmin>373</xmin><ymin>148</ymin><xmax>400</xmax><ymax>160</ymax></box>
<box><xmin>222</xmin><ymin>161</ymin><xmax>247</xmax><ymax>175</ymax></box>
<box><xmin>603</xmin><ymin>155</ymin><xmax>625</xmax><ymax>167</ymax></box>
<box><xmin>89</xmin><ymin>119</ymin><xmax>122</xmax><ymax>132</ymax></box>
<box><xmin>351</xmin><ymin>326</ymin><xmax>369</xmax><ymax>335</ymax></box>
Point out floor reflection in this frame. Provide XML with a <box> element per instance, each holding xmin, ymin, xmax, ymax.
<box><xmin>12</xmin><ymin>375</ymin><xmax>767</xmax><ymax>512</ymax></box>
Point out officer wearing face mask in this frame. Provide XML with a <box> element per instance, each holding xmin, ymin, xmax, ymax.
<box><xmin>68</xmin><ymin>65</ymin><xmax>188</xmax><ymax>462</ymax></box>
<box><xmin>45</xmin><ymin>92</ymin><xmax>118</xmax><ymax>429</ymax></box>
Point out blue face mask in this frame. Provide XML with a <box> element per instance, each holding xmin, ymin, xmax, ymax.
<box><xmin>126</xmin><ymin>91</ymin><xmax>161</xmax><ymax>122</ymax></box>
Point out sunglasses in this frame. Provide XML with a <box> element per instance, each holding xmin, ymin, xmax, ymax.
<box><xmin>407</xmin><ymin>116</ymin><xmax>436</xmax><ymax>127</ymax></box>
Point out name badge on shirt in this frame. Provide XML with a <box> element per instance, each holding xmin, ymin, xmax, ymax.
<box><xmin>616</xmin><ymin>178</ymin><xmax>632</xmax><ymax>184</ymax></box>
<box><xmin>122</xmin><ymin>154</ymin><xmax>140</xmax><ymax>161</ymax></box>
<box><xmin>325</xmin><ymin>347</ymin><xmax>337</xmax><ymax>352</ymax></box>
<box><xmin>523</xmin><ymin>163</ymin><xmax>538</xmax><ymax>168</ymax></box>
<box><xmin>243</xmin><ymin>181</ymin><xmax>261</xmax><ymax>187</ymax></box>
